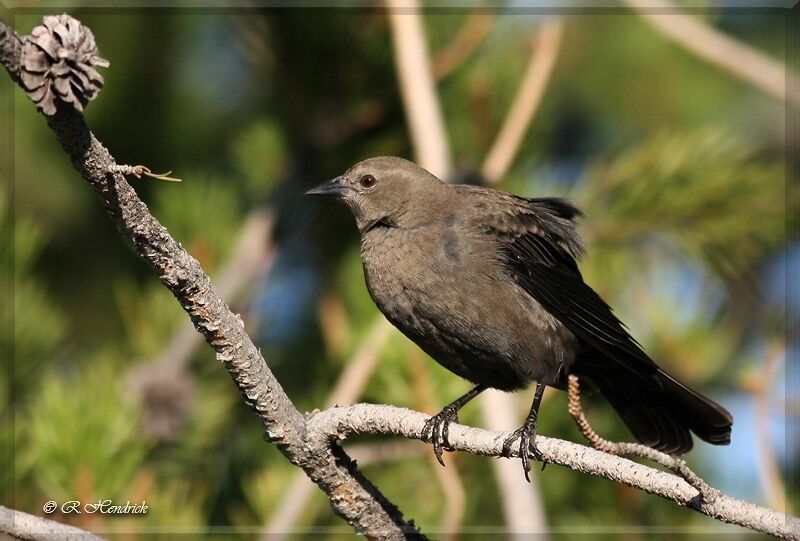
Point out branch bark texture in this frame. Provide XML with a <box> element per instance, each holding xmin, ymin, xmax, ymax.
<box><xmin>306</xmin><ymin>404</ymin><xmax>800</xmax><ymax>540</ymax></box>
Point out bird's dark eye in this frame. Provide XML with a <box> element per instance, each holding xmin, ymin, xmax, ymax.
<box><xmin>359</xmin><ymin>174</ymin><xmax>376</xmax><ymax>188</ymax></box>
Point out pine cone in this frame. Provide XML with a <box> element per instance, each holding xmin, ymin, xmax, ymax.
<box><xmin>20</xmin><ymin>14</ymin><xmax>109</xmax><ymax>116</ymax></box>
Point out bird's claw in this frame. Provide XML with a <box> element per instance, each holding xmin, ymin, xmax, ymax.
<box><xmin>422</xmin><ymin>405</ymin><xmax>460</xmax><ymax>466</ymax></box>
<box><xmin>502</xmin><ymin>424</ymin><xmax>546</xmax><ymax>482</ymax></box>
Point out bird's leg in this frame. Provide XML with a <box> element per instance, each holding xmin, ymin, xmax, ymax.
<box><xmin>423</xmin><ymin>384</ymin><xmax>486</xmax><ymax>466</ymax></box>
<box><xmin>502</xmin><ymin>382</ymin><xmax>546</xmax><ymax>482</ymax></box>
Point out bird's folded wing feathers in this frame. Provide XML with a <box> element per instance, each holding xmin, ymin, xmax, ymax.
<box><xmin>471</xmin><ymin>193</ymin><xmax>658</xmax><ymax>378</ymax></box>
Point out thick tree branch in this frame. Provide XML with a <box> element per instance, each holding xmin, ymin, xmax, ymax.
<box><xmin>128</xmin><ymin>208</ymin><xmax>276</xmax><ymax>441</ymax></box>
<box><xmin>306</xmin><ymin>403</ymin><xmax>799</xmax><ymax>540</ymax></box>
<box><xmin>1</xmin><ymin>18</ymin><xmax>421</xmax><ymax>541</ymax></box>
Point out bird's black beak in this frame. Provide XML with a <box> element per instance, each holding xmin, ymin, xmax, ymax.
<box><xmin>305</xmin><ymin>176</ymin><xmax>349</xmax><ymax>198</ymax></box>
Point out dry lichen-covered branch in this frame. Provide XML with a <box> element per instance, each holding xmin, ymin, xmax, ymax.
<box><xmin>306</xmin><ymin>403</ymin><xmax>799</xmax><ymax>540</ymax></box>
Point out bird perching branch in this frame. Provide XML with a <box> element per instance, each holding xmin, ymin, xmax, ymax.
<box><xmin>3</xmin><ymin>13</ymin><xmax>798</xmax><ymax>541</ymax></box>
<box><xmin>305</xmin><ymin>404</ymin><xmax>800</xmax><ymax>540</ymax></box>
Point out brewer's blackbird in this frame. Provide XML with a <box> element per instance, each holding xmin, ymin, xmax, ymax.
<box><xmin>307</xmin><ymin>156</ymin><xmax>733</xmax><ymax>479</ymax></box>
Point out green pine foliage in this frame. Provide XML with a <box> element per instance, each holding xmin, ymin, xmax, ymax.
<box><xmin>24</xmin><ymin>367</ymin><xmax>153</xmax><ymax>505</ymax></box>
<box><xmin>582</xmin><ymin>128</ymin><xmax>786</xmax><ymax>282</ymax></box>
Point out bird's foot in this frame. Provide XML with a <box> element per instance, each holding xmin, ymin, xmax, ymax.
<box><xmin>422</xmin><ymin>405</ymin><xmax>460</xmax><ymax>466</ymax></box>
<box><xmin>502</xmin><ymin>423</ymin><xmax>546</xmax><ymax>482</ymax></box>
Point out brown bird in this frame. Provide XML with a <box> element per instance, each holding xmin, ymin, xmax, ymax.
<box><xmin>307</xmin><ymin>156</ymin><xmax>732</xmax><ymax>479</ymax></box>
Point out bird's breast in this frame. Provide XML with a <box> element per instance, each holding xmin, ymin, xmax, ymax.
<box><xmin>358</xmin><ymin>225</ymin><xmax>577</xmax><ymax>389</ymax></box>
<box><xmin>360</xmin><ymin>226</ymin><xmax>449</xmax><ymax>309</ymax></box>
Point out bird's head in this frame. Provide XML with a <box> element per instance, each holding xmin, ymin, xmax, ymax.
<box><xmin>306</xmin><ymin>156</ymin><xmax>446</xmax><ymax>233</ymax></box>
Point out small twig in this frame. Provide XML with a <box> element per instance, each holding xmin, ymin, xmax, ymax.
<box><xmin>622</xmin><ymin>0</ymin><xmax>800</xmax><ymax>109</ymax></box>
<box><xmin>567</xmin><ymin>375</ymin><xmax>719</xmax><ymax>504</ymax></box>
<box><xmin>481</xmin><ymin>19</ymin><xmax>563</xmax><ymax>184</ymax></box>
<box><xmin>108</xmin><ymin>164</ymin><xmax>182</xmax><ymax>182</ymax></box>
<box><xmin>432</xmin><ymin>13</ymin><xmax>495</xmax><ymax>80</ymax></box>
<box><xmin>566</xmin><ymin>375</ymin><xmax>620</xmax><ymax>455</ymax></box>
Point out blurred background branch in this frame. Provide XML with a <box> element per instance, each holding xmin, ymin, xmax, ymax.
<box><xmin>475</xmin><ymin>18</ymin><xmax>565</xmax><ymax>535</ymax></box>
<box><xmin>481</xmin><ymin>19</ymin><xmax>563</xmax><ymax>185</ymax></box>
<box><xmin>387</xmin><ymin>0</ymin><xmax>452</xmax><ymax>178</ymax></box>
<box><xmin>622</xmin><ymin>0</ymin><xmax>800</xmax><ymax>108</ymax></box>
<box><xmin>432</xmin><ymin>13</ymin><xmax>494</xmax><ymax>81</ymax></box>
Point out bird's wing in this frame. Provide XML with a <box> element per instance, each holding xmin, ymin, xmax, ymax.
<box><xmin>460</xmin><ymin>188</ymin><xmax>731</xmax><ymax>453</ymax></box>
<box><xmin>465</xmin><ymin>189</ymin><xmax>657</xmax><ymax>377</ymax></box>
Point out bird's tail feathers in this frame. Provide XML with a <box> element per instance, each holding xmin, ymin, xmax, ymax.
<box><xmin>581</xmin><ymin>365</ymin><xmax>732</xmax><ymax>454</ymax></box>
<box><xmin>654</xmin><ymin>368</ymin><xmax>732</xmax><ymax>446</ymax></box>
